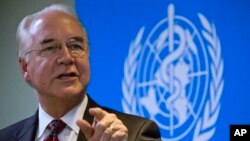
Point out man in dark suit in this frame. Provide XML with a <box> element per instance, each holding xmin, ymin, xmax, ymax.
<box><xmin>0</xmin><ymin>4</ymin><xmax>161</xmax><ymax>141</ymax></box>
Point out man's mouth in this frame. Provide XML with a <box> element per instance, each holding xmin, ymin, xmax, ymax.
<box><xmin>57</xmin><ymin>72</ymin><xmax>78</xmax><ymax>79</ymax></box>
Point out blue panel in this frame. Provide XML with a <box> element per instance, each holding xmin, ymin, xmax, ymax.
<box><xmin>76</xmin><ymin>0</ymin><xmax>250</xmax><ymax>140</ymax></box>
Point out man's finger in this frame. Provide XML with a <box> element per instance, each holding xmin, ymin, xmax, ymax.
<box><xmin>76</xmin><ymin>119</ymin><xmax>94</xmax><ymax>139</ymax></box>
<box><xmin>89</xmin><ymin>107</ymin><xmax>108</xmax><ymax>121</ymax></box>
<box><xmin>110</xmin><ymin>130</ymin><xmax>128</xmax><ymax>141</ymax></box>
<box><xmin>91</xmin><ymin>113</ymin><xmax>116</xmax><ymax>140</ymax></box>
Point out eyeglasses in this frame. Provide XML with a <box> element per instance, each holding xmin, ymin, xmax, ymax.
<box><xmin>25</xmin><ymin>37</ymin><xmax>88</xmax><ymax>58</ymax></box>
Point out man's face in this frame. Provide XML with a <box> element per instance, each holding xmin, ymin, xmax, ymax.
<box><xmin>20</xmin><ymin>12</ymin><xmax>90</xmax><ymax>100</ymax></box>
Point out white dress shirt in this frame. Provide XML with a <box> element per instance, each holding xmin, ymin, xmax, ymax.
<box><xmin>35</xmin><ymin>95</ymin><xmax>88</xmax><ymax>141</ymax></box>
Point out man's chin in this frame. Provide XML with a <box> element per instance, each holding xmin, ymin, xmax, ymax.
<box><xmin>56</xmin><ymin>88</ymin><xmax>83</xmax><ymax>98</ymax></box>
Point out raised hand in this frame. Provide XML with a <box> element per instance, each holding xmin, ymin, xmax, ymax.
<box><xmin>77</xmin><ymin>107</ymin><xmax>128</xmax><ymax>141</ymax></box>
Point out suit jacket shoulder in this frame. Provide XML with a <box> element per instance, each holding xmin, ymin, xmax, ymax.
<box><xmin>0</xmin><ymin>113</ymin><xmax>38</xmax><ymax>141</ymax></box>
<box><xmin>104</xmin><ymin>107</ymin><xmax>161</xmax><ymax>141</ymax></box>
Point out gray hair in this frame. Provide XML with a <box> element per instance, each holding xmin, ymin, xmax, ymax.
<box><xmin>16</xmin><ymin>4</ymin><xmax>85</xmax><ymax>62</ymax></box>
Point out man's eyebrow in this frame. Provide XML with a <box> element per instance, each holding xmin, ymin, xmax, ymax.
<box><xmin>69</xmin><ymin>36</ymin><xmax>85</xmax><ymax>42</ymax></box>
<box><xmin>39</xmin><ymin>37</ymin><xmax>86</xmax><ymax>45</ymax></box>
<box><xmin>40</xmin><ymin>38</ymin><xmax>56</xmax><ymax>44</ymax></box>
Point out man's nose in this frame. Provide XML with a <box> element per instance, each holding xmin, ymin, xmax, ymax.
<box><xmin>57</xmin><ymin>45</ymin><xmax>74</xmax><ymax>65</ymax></box>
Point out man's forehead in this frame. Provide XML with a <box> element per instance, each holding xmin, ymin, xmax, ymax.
<box><xmin>29</xmin><ymin>12</ymin><xmax>83</xmax><ymax>36</ymax></box>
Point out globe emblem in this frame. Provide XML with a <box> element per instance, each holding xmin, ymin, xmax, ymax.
<box><xmin>134</xmin><ymin>5</ymin><xmax>209</xmax><ymax>140</ymax></box>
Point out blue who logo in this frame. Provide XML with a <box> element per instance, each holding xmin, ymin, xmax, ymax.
<box><xmin>122</xmin><ymin>4</ymin><xmax>224</xmax><ymax>140</ymax></box>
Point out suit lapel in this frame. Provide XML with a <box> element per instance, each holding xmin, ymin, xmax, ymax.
<box><xmin>77</xmin><ymin>96</ymin><xmax>99</xmax><ymax>141</ymax></box>
<box><xmin>14</xmin><ymin>111</ymin><xmax>38</xmax><ymax>141</ymax></box>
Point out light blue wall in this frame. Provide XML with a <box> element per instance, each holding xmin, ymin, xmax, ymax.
<box><xmin>0</xmin><ymin>0</ymin><xmax>73</xmax><ymax>129</ymax></box>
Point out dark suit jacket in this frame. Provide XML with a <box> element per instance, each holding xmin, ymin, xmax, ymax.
<box><xmin>0</xmin><ymin>96</ymin><xmax>161</xmax><ymax>141</ymax></box>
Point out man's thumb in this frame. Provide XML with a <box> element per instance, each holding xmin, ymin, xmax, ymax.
<box><xmin>77</xmin><ymin>119</ymin><xmax>94</xmax><ymax>139</ymax></box>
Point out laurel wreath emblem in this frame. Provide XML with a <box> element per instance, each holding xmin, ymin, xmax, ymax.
<box><xmin>122</xmin><ymin>27</ymin><xmax>145</xmax><ymax>115</ymax></box>
<box><xmin>192</xmin><ymin>14</ymin><xmax>224</xmax><ymax>141</ymax></box>
<box><xmin>122</xmin><ymin>13</ymin><xmax>224</xmax><ymax>140</ymax></box>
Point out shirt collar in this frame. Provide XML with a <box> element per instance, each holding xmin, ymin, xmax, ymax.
<box><xmin>61</xmin><ymin>95</ymin><xmax>88</xmax><ymax>133</ymax></box>
<box><xmin>37</xmin><ymin>95</ymin><xmax>88</xmax><ymax>138</ymax></box>
<box><xmin>37</xmin><ymin>104</ymin><xmax>54</xmax><ymax>139</ymax></box>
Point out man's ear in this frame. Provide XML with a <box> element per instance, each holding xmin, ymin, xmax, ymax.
<box><xmin>19</xmin><ymin>58</ymin><xmax>30</xmax><ymax>81</ymax></box>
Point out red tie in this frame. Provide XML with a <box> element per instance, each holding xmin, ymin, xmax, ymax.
<box><xmin>43</xmin><ymin>119</ymin><xmax>66</xmax><ymax>141</ymax></box>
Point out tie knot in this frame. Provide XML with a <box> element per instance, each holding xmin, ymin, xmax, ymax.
<box><xmin>48</xmin><ymin>119</ymin><xmax>66</xmax><ymax>134</ymax></box>
<box><xmin>44</xmin><ymin>120</ymin><xmax>66</xmax><ymax>141</ymax></box>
